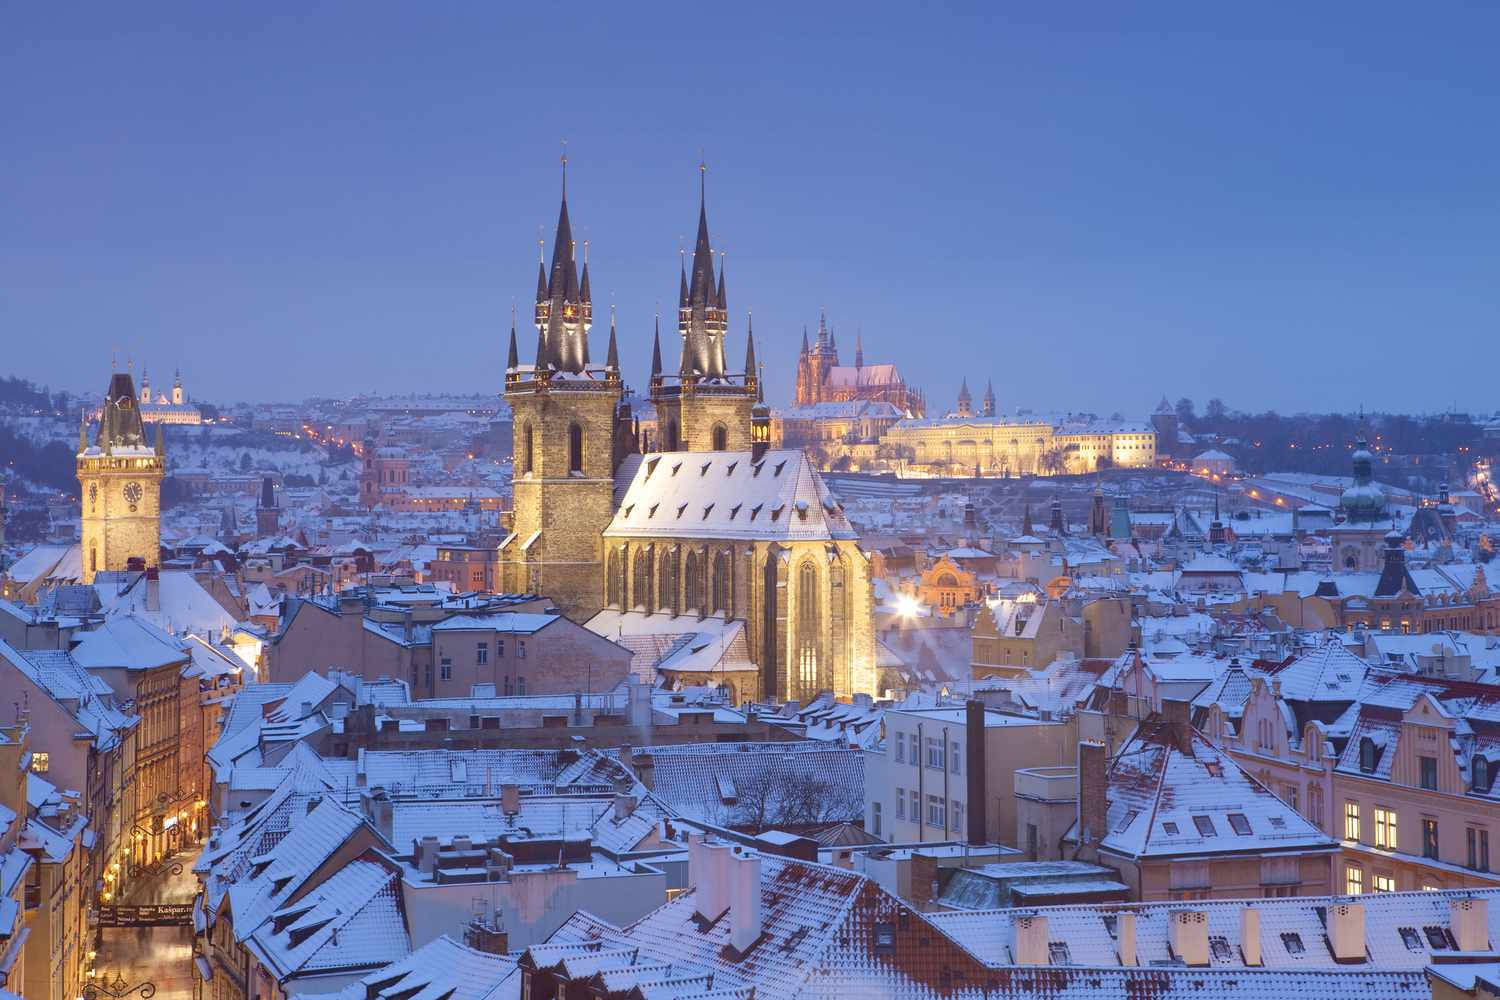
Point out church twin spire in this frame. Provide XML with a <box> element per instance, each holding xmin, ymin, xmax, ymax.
<box><xmin>529</xmin><ymin>155</ymin><xmax>593</xmax><ymax>374</ymax></box>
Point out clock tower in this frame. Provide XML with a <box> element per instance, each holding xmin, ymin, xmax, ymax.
<box><xmin>78</xmin><ymin>371</ymin><xmax>165</xmax><ymax>584</ymax></box>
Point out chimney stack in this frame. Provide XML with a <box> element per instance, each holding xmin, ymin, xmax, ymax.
<box><xmin>1077</xmin><ymin>740</ymin><xmax>1108</xmax><ymax>850</ymax></box>
<box><xmin>1451</xmin><ymin>898</ymin><xmax>1490</xmax><ymax>952</ymax></box>
<box><xmin>966</xmin><ymin>700</ymin><xmax>988</xmax><ymax>845</ymax></box>
<box><xmin>727</xmin><ymin>848</ymin><xmax>763</xmax><ymax>954</ymax></box>
<box><xmin>613</xmin><ymin>793</ymin><xmax>637</xmax><ymax>821</ymax></box>
<box><xmin>1327</xmin><ymin>902</ymin><xmax>1366</xmax><ymax>963</ymax></box>
<box><xmin>1240</xmin><ymin>906</ymin><xmax>1262</xmax><ymax>966</ymax></box>
<box><xmin>694</xmin><ymin>842</ymin><xmax>731</xmax><ymax>922</ymax></box>
<box><xmin>1169</xmin><ymin>911</ymin><xmax>1209</xmax><ymax>967</ymax></box>
<box><xmin>501</xmin><ymin>784</ymin><xmax>520</xmax><ymax>815</ymax></box>
<box><xmin>1014</xmin><ymin>914</ymin><xmax>1048</xmax><ymax>966</ymax></box>
<box><xmin>1163</xmin><ymin>698</ymin><xmax>1193</xmax><ymax>756</ymax></box>
<box><xmin>1116</xmin><ymin>911</ymin><xmax>1137</xmax><ymax>966</ymax></box>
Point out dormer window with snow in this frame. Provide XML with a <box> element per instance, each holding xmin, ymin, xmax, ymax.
<box><xmin>1474</xmin><ymin>755</ymin><xmax>1490</xmax><ymax>793</ymax></box>
<box><xmin>1360</xmin><ymin>737</ymin><xmax>1378</xmax><ymax>773</ymax></box>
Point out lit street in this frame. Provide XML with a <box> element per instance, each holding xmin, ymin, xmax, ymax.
<box><xmin>89</xmin><ymin>852</ymin><xmax>198</xmax><ymax>1000</ymax></box>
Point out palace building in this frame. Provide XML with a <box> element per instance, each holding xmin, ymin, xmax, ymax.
<box><xmin>498</xmin><ymin>163</ymin><xmax>876</xmax><ymax>703</ymax></box>
<box><xmin>78</xmin><ymin>371</ymin><xmax>165</xmax><ymax>583</ymax></box>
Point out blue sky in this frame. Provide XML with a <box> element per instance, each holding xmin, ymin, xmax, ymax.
<box><xmin>4</xmin><ymin>3</ymin><xmax>1497</xmax><ymax>414</ymax></box>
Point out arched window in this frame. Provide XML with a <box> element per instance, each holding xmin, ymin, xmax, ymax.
<box><xmin>632</xmin><ymin>548</ymin><xmax>651</xmax><ymax>609</ymax></box>
<box><xmin>684</xmin><ymin>550</ymin><xmax>702</xmax><ymax>613</ymax></box>
<box><xmin>659</xmin><ymin>548</ymin><xmax>679</xmax><ymax>616</ymax></box>
<box><xmin>568</xmin><ymin>423</ymin><xmax>583</xmax><ymax>474</ymax></box>
<box><xmin>665</xmin><ymin>419</ymin><xmax>680</xmax><ymax>452</ymax></box>
<box><xmin>522</xmin><ymin>424</ymin><xmax>534</xmax><ymax>474</ymax></box>
<box><xmin>607</xmin><ymin>550</ymin><xmax>621</xmax><ymax>607</ymax></box>
<box><xmin>796</xmin><ymin>561</ymin><xmax>820</xmax><ymax>696</ymax></box>
<box><xmin>712</xmin><ymin>550</ymin><xmax>730</xmax><ymax>614</ymax></box>
<box><xmin>712</xmin><ymin>423</ymin><xmax>728</xmax><ymax>451</ymax></box>
<box><xmin>1476</xmin><ymin>755</ymin><xmax>1490</xmax><ymax>793</ymax></box>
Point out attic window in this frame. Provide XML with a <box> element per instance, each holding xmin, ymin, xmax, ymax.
<box><xmin>1398</xmin><ymin>927</ymin><xmax>1423</xmax><ymax>951</ymax></box>
<box><xmin>730</xmin><ymin>504</ymin><xmax>741</xmax><ymax>519</ymax></box>
<box><xmin>1162</xmin><ymin>822</ymin><xmax>1180</xmax><ymax>836</ymax></box>
<box><xmin>774</xmin><ymin>460</ymin><xmax>786</xmax><ymax>476</ymax></box>
<box><xmin>1280</xmin><ymin>932</ymin><xmax>1305</xmax><ymax>955</ymax></box>
<box><xmin>1475</xmin><ymin>756</ymin><xmax>1491</xmax><ymax>792</ymax></box>
<box><xmin>1192</xmin><ymin>815</ymin><xmax>1217</xmax><ymax>837</ymax></box>
<box><xmin>1115</xmin><ymin>809</ymin><xmax>1139</xmax><ymax>833</ymax></box>
<box><xmin>645</xmin><ymin>457</ymin><xmax>660</xmax><ymax>477</ymax></box>
<box><xmin>700</xmin><ymin>462</ymin><xmax>711</xmax><ymax>476</ymax></box>
<box><xmin>649</xmin><ymin>503</ymin><xmax>659</xmax><ymax>519</ymax></box>
<box><xmin>1103</xmin><ymin>915</ymin><xmax>1118</xmax><ymax>938</ymax></box>
<box><xmin>874</xmin><ymin>922</ymin><xmax>895</xmax><ymax>954</ymax></box>
<box><xmin>1269</xmin><ymin>816</ymin><xmax>1287</xmax><ymax>829</ymax></box>
<box><xmin>752</xmin><ymin>462</ymin><xmax>764</xmax><ymax>477</ymax></box>
<box><xmin>676</xmin><ymin>503</ymin><xmax>688</xmax><ymax>519</ymax></box>
<box><xmin>623</xmin><ymin>504</ymin><xmax>634</xmax><ymax>518</ymax></box>
<box><xmin>1047</xmin><ymin>941</ymin><xmax>1072</xmax><ymax>965</ymax></box>
<box><xmin>1209</xmin><ymin>936</ymin><xmax>1233</xmax><ymax>961</ymax></box>
<box><xmin>750</xmin><ymin>504</ymin><xmax>762</xmax><ymax>521</ymax></box>
<box><xmin>671</xmin><ymin>462</ymin><xmax>682</xmax><ymax>476</ymax></box>
<box><xmin>1360</xmin><ymin>737</ymin><xmax>1378</xmax><ymax>773</ymax></box>
<box><xmin>703</xmin><ymin>504</ymin><xmax>714</xmax><ymax>520</ymax></box>
<box><xmin>725</xmin><ymin>462</ymin><xmax>737</xmax><ymax>476</ymax></box>
<box><xmin>1227</xmin><ymin>813</ymin><xmax>1252</xmax><ymax>835</ymax></box>
<box><xmin>1425</xmin><ymin>926</ymin><xmax>1456</xmax><ymax>950</ymax></box>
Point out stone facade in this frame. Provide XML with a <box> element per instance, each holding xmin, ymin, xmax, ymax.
<box><xmin>77</xmin><ymin>372</ymin><xmax>164</xmax><ymax>584</ymax></box>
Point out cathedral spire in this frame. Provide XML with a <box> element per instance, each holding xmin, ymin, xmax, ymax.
<box><xmin>678</xmin><ymin>162</ymin><xmax>727</xmax><ymax>378</ymax></box>
<box><xmin>801</xmin><ymin>326</ymin><xmax>809</xmax><ymax>355</ymax></box>
<box><xmin>605</xmin><ymin>305</ymin><xmax>620</xmax><ymax>372</ymax></box>
<box><xmin>579</xmin><ymin>241</ymin><xmax>591</xmax><ymax>303</ymax></box>
<box><xmin>533</xmin><ymin>155</ymin><xmax>591</xmax><ymax>373</ymax></box>
<box><xmin>716</xmin><ymin>252</ymin><xmax>727</xmax><ymax>311</ymax></box>
<box><xmin>744</xmin><ymin>311</ymin><xmax>757</xmax><ymax>379</ymax></box>
<box><xmin>651</xmin><ymin>313</ymin><xmax>663</xmax><ymax>378</ymax></box>
<box><xmin>506</xmin><ymin>307</ymin><xmax>519</xmax><ymax>370</ymax></box>
<box><xmin>855</xmin><ymin>331</ymin><xmax>864</xmax><ymax>369</ymax></box>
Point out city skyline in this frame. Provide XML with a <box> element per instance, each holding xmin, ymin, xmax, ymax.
<box><xmin>6</xmin><ymin>5</ymin><xmax>1499</xmax><ymax>412</ymax></box>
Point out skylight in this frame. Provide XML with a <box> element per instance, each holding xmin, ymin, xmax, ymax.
<box><xmin>1227</xmin><ymin>813</ymin><xmax>1252</xmax><ymax>835</ymax></box>
<box><xmin>1192</xmin><ymin>815</ymin><xmax>1217</xmax><ymax>836</ymax></box>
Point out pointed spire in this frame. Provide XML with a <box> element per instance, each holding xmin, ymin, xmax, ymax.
<box><xmin>605</xmin><ymin>305</ymin><xmax>620</xmax><ymax>371</ymax></box>
<box><xmin>506</xmin><ymin>307</ymin><xmax>519</xmax><ymax>370</ymax></box>
<box><xmin>679</xmin><ymin>253</ymin><xmax>689</xmax><ymax>307</ymax></box>
<box><xmin>716</xmin><ymin>252</ymin><xmax>726</xmax><ymax>311</ymax></box>
<box><xmin>78</xmin><ymin>409</ymin><xmax>88</xmax><ymax>454</ymax></box>
<box><xmin>757</xmin><ymin>361</ymin><xmax>766</xmax><ymax>404</ymax></box>
<box><xmin>817</xmin><ymin>309</ymin><xmax>828</xmax><ymax>346</ymax></box>
<box><xmin>744</xmin><ymin>312</ymin><xmax>757</xmax><ymax>378</ymax></box>
<box><xmin>155</xmin><ymin>420</ymin><xmax>165</xmax><ymax>457</ymax></box>
<box><xmin>579</xmin><ymin>241</ymin><xmax>591</xmax><ymax>302</ymax></box>
<box><xmin>534</xmin><ymin>325</ymin><xmax>549</xmax><ymax>371</ymax></box>
<box><xmin>651</xmin><ymin>314</ymin><xmax>663</xmax><ymax>378</ymax></box>
<box><xmin>801</xmin><ymin>326</ymin><xmax>809</xmax><ymax>355</ymax></box>
<box><xmin>854</xmin><ymin>331</ymin><xmax>864</xmax><ymax>369</ymax></box>
<box><xmin>689</xmin><ymin>159</ymin><xmax>716</xmax><ymax>307</ymax></box>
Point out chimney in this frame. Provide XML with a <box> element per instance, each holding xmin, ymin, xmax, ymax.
<box><xmin>1451</xmin><ymin>898</ymin><xmax>1490</xmax><ymax>952</ymax></box>
<box><xmin>1169</xmin><ymin>911</ymin><xmax>1209</xmax><ymax>967</ymax></box>
<box><xmin>1327</xmin><ymin>902</ymin><xmax>1366</xmax><ymax>963</ymax></box>
<box><xmin>613</xmin><ymin>793</ymin><xmax>637</xmax><ymax>821</ymax></box>
<box><xmin>727</xmin><ymin>848</ymin><xmax>763</xmax><ymax>954</ymax></box>
<box><xmin>909</xmin><ymin>851</ymin><xmax>939</xmax><ymax>911</ymax></box>
<box><xmin>966</xmin><ymin>700</ymin><xmax>988</xmax><ymax>845</ymax></box>
<box><xmin>500</xmin><ymin>784</ymin><xmax>520</xmax><ymax>815</ymax></box>
<box><xmin>1241</xmin><ymin>906</ymin><xmax>1262</xmax><ymax>966</ymax></box>
<box><xmin>1163</xmin><ymin>698</ymin><xmax>1193</xmax><ymax>756</ymax></box>
<box><xmin>416</xmin><ymin>835</ymin><xmax>440</xmax><ymax>875</ymax></box>
<box><xmin>1013</xmin><ymin>914</ymin><xmax>1048</xmax><ymax>966</ymax></box>
<box><xmin>695</xmin><ymin>842</ymin><xmax>731</xmax><ymax>922</ymax></box>
<box><xmin>360</xmin><ymin>788</ymin><xmax>393</xmax><ymax>841</ymax></box>
<box><xmin>1077</xmin><ymin>740</ymin><xmax>1108</xmax><ymax>850</ymax></box>
<box><xmin>1116</xmin><ymin>911</ymin><xmax>1137</xmax><ymax>966</ymax></box>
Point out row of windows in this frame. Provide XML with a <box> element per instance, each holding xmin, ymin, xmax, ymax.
<box><xmin>890</xmin><ymin>786</ymin><xmax>965</xmax><ymax>833</ymax></box>
<box><xmin>437</xmin><ymin>640</ymin><xmax>528</xmax><ymax>681</ymax></box>
<box><xmin>892</xmin><ymin>732</ymin><xmax>962</xmax><ymax>774</ymax></box>
<box><xmin>1344</xmin><ymin>800</ymin><xmax>1490</xmax><ymax>869</ymax></box>
<box><xmin>518</xmin><ymin>423</ymin><xmax>585</xmax><ymax>475</ymax></box>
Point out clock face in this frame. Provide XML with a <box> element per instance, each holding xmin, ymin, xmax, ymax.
<box><xmin>123</xmin><ymin>481</ymin><xmax>143</xmax><ymax>511</ymax></box>
<box><xmin>88</xmin><ymin>484</ymin><xmax>98</xmax><ymax>511</ymax></box>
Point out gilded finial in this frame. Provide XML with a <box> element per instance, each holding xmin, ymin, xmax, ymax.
<box><xmin>560</xmin><ymin>139</ymin><xmax>568</xmax><ymax>196</ymax></box>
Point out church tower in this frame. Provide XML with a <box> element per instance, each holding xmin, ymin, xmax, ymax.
<box><xmin>499</xmin><ymin>160</ymin><xmax>625</xmax><ymax>619</ymax></box>
<box><xmin>649</xmin><ymin>163</ymin><xmax>756</xmax><ymax>452</ymax></box>
<box><xmin>78</xmin><ymin>370</ymin><xmax>165</xmax><ymax>584</ymax></box>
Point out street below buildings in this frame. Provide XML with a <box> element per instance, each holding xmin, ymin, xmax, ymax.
<box><xmin>89</xmin><ymin>850</ymin><xmax>198</xmax><ymax>1000</ymax></box>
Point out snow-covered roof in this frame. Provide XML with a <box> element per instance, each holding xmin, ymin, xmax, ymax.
<box><xmin>606</xmin><ymin>450</ymin><xmax>857</xmax><ymax>542</ymax></box>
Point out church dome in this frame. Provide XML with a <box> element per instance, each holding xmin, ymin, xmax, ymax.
<box><xmin>1339</xmin><ymin>434</ymin><xmax>1386</xmax><ymax>523</ymax></box>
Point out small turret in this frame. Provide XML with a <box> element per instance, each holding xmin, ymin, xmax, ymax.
<box><xmin>650</xmin><ymin>315</ymin><xmax>664</xmax><ymax>380</ymax></box>
<box><xmin>605</xmin><ymin>306</ymin><xmax>620</xmax><ymax>374</ymax></box>
<box><xmin>956</xmin><ymin>379</ymin><xmax>973</xmax><ymax>418</ymax></box>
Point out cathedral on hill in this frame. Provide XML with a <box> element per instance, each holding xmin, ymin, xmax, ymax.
<box><xmin>794</xmin><ymin>314</ymin><xmax>924</xmax><ymax>416</ymax></box>
<box><xmin>497</xmin><ymin>163</ymin><xmax>876</xmax><ymax>704</ymax></box>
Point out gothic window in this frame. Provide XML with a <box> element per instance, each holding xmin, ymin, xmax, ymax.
<box><xmin>797</xmin><ymin>561</ymin><xmax>819</xmax><ymax>697</ymax></box>
<box><xmin>712</xmin><ymin>550</ymin><xmax>730</xmax><ymax>614</ymax></box>
<box><xmin>685</xmin><ymin>550</ymin><xmax>702</xmax><ymax>613</ymax></box>
<box><xmin>569</xmin><ymin>423</ymin><xmax>583</xmax><ymax>474</ymax></box>
<box><xmin>632</xmin><ymin>547</ymin><xmax>651</xmax><ymax>609</ymax></box>
<box><xmin>659</xmin><ymin>549</ymin><xmax>679</xmax><ymax>615</ymax></box>
<box><xmin>606</xmin><ymin>549</ymin><xmax>622</xmax><ymax>608</ymax></box>
<box><xmin>522</xmin><ymin>423</ymin><xmax>535</xmax><ymax>474</ymax></box>
<box><xmin>712</xmin><ymin>423</ymin><xmax>728</xmax><ymax>451</ymax></box>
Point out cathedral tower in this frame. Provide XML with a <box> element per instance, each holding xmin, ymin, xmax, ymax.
<box><xmin>499</xmin><ymin>161</ymin><xmax>625</xmax><ymax>620</ymax></box>
<box><xmin>649</xmin><ymin>164</ymin><xmax>756</xmax><ymax>452</ymax></box>
<box><xmin>78</xmin><ymin>370</ymin><xmax>165</xmax><ymax>584</ymax></box>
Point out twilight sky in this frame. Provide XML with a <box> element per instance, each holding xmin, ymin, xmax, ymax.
<box><xmin>4</xmin><ymin>4</ymin><xmax>1498</xmax><ymax>415</ymax></box>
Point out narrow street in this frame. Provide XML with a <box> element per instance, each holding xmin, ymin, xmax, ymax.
<box><xmin>89</xmin><ymin>851</ymin><xmax>199</xmax><ymax>1000</ymax></box>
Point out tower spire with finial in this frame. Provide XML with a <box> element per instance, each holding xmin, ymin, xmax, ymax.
<box><xmin>651</xmin><ymin>312</ymin><xmax>663</xmax><ymax>378</ymax></box>
<box><xmin>506</xmin><ymin>305</ymin><xmax>519</xmax><ymax>370</ymax></box>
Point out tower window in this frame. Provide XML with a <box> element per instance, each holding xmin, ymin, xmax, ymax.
<box><xmin>712</xmin><ymin>423</ymin><xmax>728</xmax><ymax>451</ymax></box>
<box><xmin>522</xmin><ymin>424</ymin><xmax>535</xmax><ymax>474</ymax></box>
<box><xmin>569</xmin><ymin>423</ymin><xmax>583</xmax><ymax>474</ymax></box>
<box><xmin>666</xmin><ymin>419</ymin><xmax>680</xmax><ymax>452</ymax></box>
